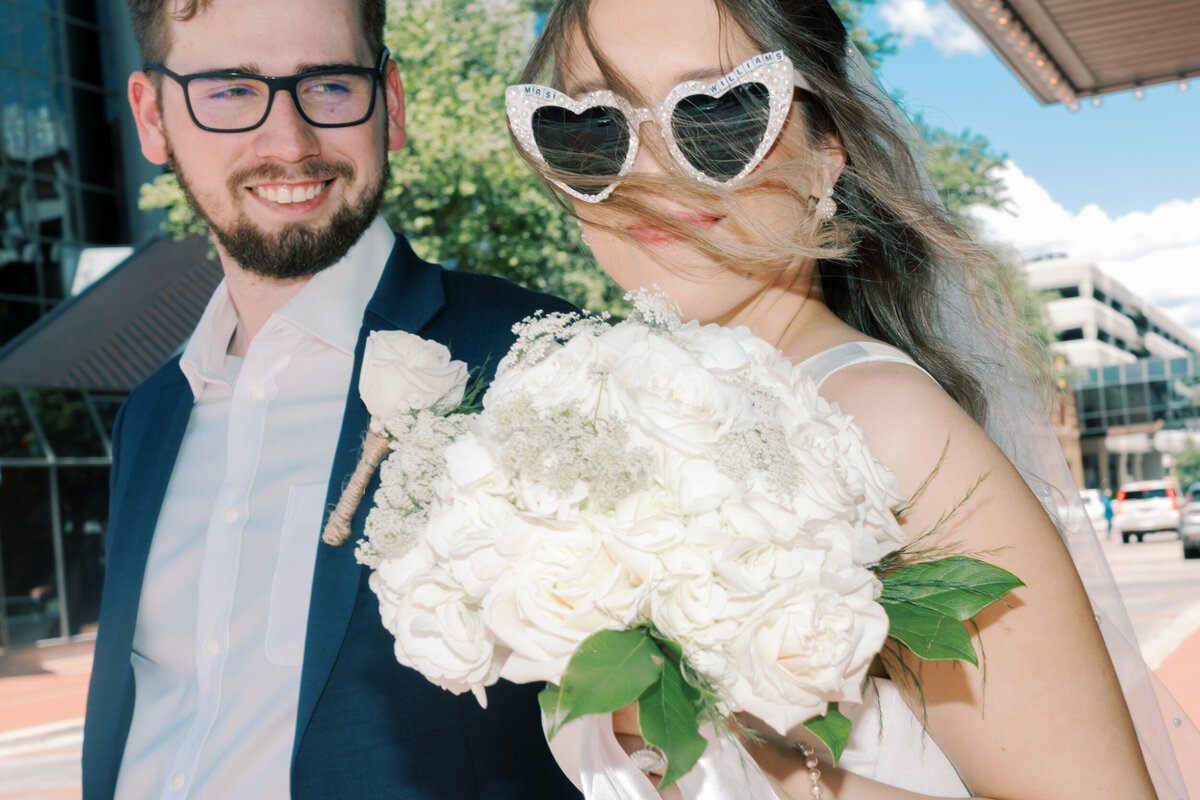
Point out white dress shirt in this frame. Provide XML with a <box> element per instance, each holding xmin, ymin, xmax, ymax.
<box><xmin>115</xmin><ymin>218</ymin><xmax>395</xmax><ymax>800</ymax></box>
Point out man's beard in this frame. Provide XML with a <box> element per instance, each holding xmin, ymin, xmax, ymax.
<box><xmin>169</xmin><ymin>145</ymin><xmax>390</xmax><ymax>280</ymax></box>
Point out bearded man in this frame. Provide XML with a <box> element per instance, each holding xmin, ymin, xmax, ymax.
<box><xmin>81</xmin><ymin>1</ymin><xmax>579</xmax><ymax>798</ymax></box>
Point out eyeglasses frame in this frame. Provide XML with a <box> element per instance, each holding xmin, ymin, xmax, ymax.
<box><xmin>505</xmin><ymin>50</ymin><xmax>811</xmax><ymax>203</ymax></box>
<box><xmin>142</xmin><ymin>47</ymin><xmax>391</xmax><ymax>134</ymax></box>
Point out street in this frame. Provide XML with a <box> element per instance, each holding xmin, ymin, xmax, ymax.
<box><xmin>1099</xmin><ymin>530</ymin><xmax>1200</xmax><ymax>668</ymax></box>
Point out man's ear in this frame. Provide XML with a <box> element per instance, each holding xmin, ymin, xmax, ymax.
<box><xmin>383</xmin><ymin>60</ymin><xmax>406</xmax><ymax>151</ymax></box>
<box><xmin>128</xmin><ymin>71</ymin><xmax>169</xmax><ymax>165</ymax></box>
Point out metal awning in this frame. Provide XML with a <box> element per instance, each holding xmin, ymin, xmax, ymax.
<box><xmin>0</xmin><ymin>235</ymin><xmax>220</xmax><ymax>392</ymax></box>
<box><xmin>945</xmin><ymin>0</ymin><xmax>1200</xmax><ymax>108</ymax></box>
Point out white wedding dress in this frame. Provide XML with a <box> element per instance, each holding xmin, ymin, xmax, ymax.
<box><xmin>548</xmin><ymin>343</ymin><xmax>971</xmax><ymax>799</ymax></box>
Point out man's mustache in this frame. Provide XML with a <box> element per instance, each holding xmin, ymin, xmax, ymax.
<box><xmin>227</xmin><ymin>160</ymin><xmax>355</xmax><ymax>192</ymax></box>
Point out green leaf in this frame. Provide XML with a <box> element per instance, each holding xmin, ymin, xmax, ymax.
<box><xmin>881</xmin><ymin>556</ymin><xmax>1023</xmax><ymax>621</ymax></box>
<box><xmin>545</xmin><ymin>629</ymin><xmax>664</xmax><ymax>737</ymax></box>
<box><xmin>539</xmin><ymin>682</ymin><xmax>568</xmax><ymax>736</ymax></box>
<box><xmin>638</xmin><ymin>659</ymin><xmax>708</xmax><ymax>789</ymax></box>
<box><xmin>880</xmin><ymin>599</ymin><xmax>978</xmax><ymax>664</ymax></box>
<box><xmin>804</xmin><ymin>703</ymin><xmax>852</xmax><ymax>764</ymax></box>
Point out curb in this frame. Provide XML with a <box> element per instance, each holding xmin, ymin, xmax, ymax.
<box><xmin>0</xmin><ymin>719</ymin><xmax>84</xmax><ymax>759</ymax></box>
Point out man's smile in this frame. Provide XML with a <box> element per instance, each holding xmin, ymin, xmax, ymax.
<box><xmin>248</xmin><ymin>179</ymin><xmax>333</xmax><ymax>206</ymax></box>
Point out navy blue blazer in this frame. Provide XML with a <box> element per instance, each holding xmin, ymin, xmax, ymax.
<box><xmin>82</xmin><ymin>234</ymin><xmax>583</xmax><ymax>799</ymax></box>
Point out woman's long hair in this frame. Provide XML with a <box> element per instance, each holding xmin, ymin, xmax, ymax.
<box><xmin>516</xmin><ymin>0</ymin><xmax>1050</xmax><ymax>426</ymax></box>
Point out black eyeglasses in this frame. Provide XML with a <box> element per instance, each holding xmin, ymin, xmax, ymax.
<box><xmin>143</xmin><ymin>48</ymin><xmax>390</xmax><ymax>133</ymax></box>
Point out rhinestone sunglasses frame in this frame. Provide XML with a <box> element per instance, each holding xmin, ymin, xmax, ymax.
<box><xmin>505</xmin><ymin>51</ymin><xmax>812</xmax><ymax>203</ymax></box>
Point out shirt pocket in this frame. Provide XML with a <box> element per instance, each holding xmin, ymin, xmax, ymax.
<box><xmin>265</xmin><ymin>483</ymin><xmax>326</xmax><ymax>666</ymax></box>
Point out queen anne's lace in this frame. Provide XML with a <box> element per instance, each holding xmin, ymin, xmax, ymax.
<box><xmin>361</xmin><ymin>293</ymin><xmax>906</xmax><ymax>732</ymax></box>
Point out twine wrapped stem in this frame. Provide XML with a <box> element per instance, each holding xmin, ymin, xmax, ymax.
<box><xmin>322</xmin><ymin>429</ymin><xmax>391</xmax><ymax>546</ymax></box>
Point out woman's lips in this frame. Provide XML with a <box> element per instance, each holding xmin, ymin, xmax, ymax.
<box><xmin>626</xmin><ymin>213</ymin><xmax>720</xmax><ymax>246</ymax></box>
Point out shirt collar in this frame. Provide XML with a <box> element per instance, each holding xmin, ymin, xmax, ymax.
<box><xmin>179</xmin><ymin>216</ymin><xmax>394</xmax><ymax>399</ymax></box>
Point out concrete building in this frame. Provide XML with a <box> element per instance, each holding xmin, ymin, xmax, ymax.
<box><xmin>1025</xmin><ymin>255</ymin><xmax>1200</xmax><ymax>491</ymax></box>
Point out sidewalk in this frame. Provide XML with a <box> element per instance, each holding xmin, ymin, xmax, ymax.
<box><xmin>1</xmin><ymin>627</ymin><xmax>1197</xmax><ymax>798</ymax></box>
<box><xmin>0</xmin><ymin>639</ymin><xmax>91</xmax><ymax>800</ymax></box>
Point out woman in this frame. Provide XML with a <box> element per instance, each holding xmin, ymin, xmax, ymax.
<box><xmin>505</xmin><ymin>1</ymin><xmax>1183</xmax><ymax>798</ymax></box>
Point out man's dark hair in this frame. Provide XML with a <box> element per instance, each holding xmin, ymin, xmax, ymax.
<box><xmin>125</xmin><ymin>0</ymin><xmax>387</xmax><ymax>64</ymax></box>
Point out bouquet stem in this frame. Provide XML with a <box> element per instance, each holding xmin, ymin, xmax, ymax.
<box><xmin>322</xmin><ymin>430</ymin><xmax>391</xmax><ymax>546</ymax></box>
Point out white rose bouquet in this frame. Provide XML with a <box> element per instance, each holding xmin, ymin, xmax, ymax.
<box><xmin>351</xmin><ymin>293</ymin><xmax>1021</xmax><ymax>788</ymax></box>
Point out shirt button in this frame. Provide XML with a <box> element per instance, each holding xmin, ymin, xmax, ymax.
<box><xmin>250</xmin><ymin>386</ymin><xmax>266</xmax><ymax>401</ymax></box>
<box><xmin>205</xmin><ymin>639</ymin><xmax>220</xmax><ymax>656</ymax></box>
<box><xmin>221</xmin><ymin>507</ymin><xmax>239</xmax><ymax>524</ymax></box>
<box><xmin>171</xmin><ymin>773</ymin><xmax>185</xmax><ymax>789</ymax></box>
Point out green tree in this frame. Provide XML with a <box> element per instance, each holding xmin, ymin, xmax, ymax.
<box><xmin>1176</xmin><ymin>448</ymin><xmax>1200</xmax><ymax>492</ymax></box>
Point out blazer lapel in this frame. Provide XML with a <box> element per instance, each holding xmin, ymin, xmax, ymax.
<box><xmin>294</xmin><ymin>235</ymin><xmax>447</xmax><ymax>750</ymax></box>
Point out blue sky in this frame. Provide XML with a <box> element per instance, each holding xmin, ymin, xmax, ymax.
<box><xmin>861</xmin><ymin>0</ymin><xmax>1200</xmax><ymax>338</ymax></box>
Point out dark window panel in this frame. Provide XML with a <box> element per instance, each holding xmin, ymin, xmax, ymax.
<box><xmin>30</xmin><ymin>177</ymin><xmax>71</xmax><ymax>240</ymax></box>
<box><xmin>0</xmin><ymin>4</ymin><xmax>18</xmax><ymax>68</ymax></box>
<box><xmin>89</xmin><ymin>394</ymin><xmax>125</xmax><ymax>439</ymax></box>
<box><xmin>26</xmin><ymin>388</ymin><xmax>106</xmax><ymax>458</ymax></box>
<box><xmin>58</xmin><ymin>466</ymin><xmax>108</xmax><ymax>635</ymax></box>
<box><xmin>80</xmin><ymin>187</ymin><xmax>123</xmax><ymax>244</ymax></box>
<box><xmin>0</xmin><ymin>295</ymin><xmax>43</xmax><ymax>346</ymax></box>
<box><xmin>64</xmin><ymin>0</ymin><xmax>99</xmax><ymax>26</ymax></box>
<box><xmin>65</xmin><ymin>21</ymin><xmax>103</xmax><ymax>88</ymax></box>
<box><xmin>0</xmin><ymin>385</ymin><xmax>42</xmax><ymax>458</ymax></box>
<box><xmin>70</xmin><ymin>86</ymin><xmax>118</xmax><ymax>187</ymax></box>
<box><xmin>15</xmin><ymin>5</ymin><xmax>54</xmax><ymax>75</ymax></box>
<box><xmin>0</xmin><ymin>467</ymin><xmax>63</xmax><ymax>644</ymax></box>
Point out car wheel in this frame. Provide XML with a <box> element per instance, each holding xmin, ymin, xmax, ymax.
<box><xmin>1136</xmin><ymin>533</ymin><xmax>1145</xmax><ymax>542</ymax></box>
<box><xmin>1185</xmin><ymin>548</ymin><xmax>1200</xmax><ymax>560</ymax></box>
<box><xmin>1122</xmin><ymin>532</ymin><xmax>1131</xmax><ymax>543</ymax></box>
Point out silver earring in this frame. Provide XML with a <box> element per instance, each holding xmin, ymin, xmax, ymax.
<box><xmin>815</xmin><ymin>186</ymin><xmax>837</xmax><ymax>222</ymax></box>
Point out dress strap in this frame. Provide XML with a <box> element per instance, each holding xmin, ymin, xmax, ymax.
<box><xmin>799</xmin><ymin>341</ymin><xmax>935</xmax><ymax>389</ymax></box>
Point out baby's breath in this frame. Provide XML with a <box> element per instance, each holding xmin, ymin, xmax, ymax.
<box><xmin>356</xmin><ymin>409</ymin><xmax>471</xmax><ymax>567</ymax></box>
<box><xmin>500</xmin><ymin>309</ymin><xmax>611</xmax><ymax>373</ymax></box>
<box><xmin>626</xmin><ymin>287</ymin><xmax>682</xmax><ymax>331</ymax></box>
<box><xmin>491</xmin><ymin>395</ymin><xmax>651</xmax><ymax>509</ymax></box>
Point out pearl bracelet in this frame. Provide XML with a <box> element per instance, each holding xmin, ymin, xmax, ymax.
<box><xmin>793</xmin><ymin>742</ymin><xmax>824</xmax><ymax>799</ymax></box>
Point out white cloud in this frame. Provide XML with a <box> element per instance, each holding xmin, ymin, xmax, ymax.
<box><xmin>968</xmin><ymin>161</ymin><xmax>1200</xmax><ymax>340</ymax></box>
<box><xmin>878</xmin><ymin>0</ymin><xmax>987</xmax><ymax>56</ymax></box>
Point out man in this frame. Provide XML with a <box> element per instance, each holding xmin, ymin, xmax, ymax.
<box><xmin>82</xmin><ymin>1</ymin><xmax>580</xmax><ymax>797</ymax></box>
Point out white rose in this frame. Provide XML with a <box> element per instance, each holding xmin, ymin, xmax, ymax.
<box><xmin>359</xmin><ymin>330</ymin><xmax>469</xmax><ymax>420</ymax></box>
<box><xmin>370</xmin><ymin>553</ymin><xmax>503</xmax><ymax>706</ymax></box>
<box><xmin>485</xmin><ymin>327</ymin><xmax>622</xmax><ymax>414</ymax></box>
<box><xmin>484</xmin><ymin>519</ymin><xmax>644</xmax><ymax>684</ymax></box>
<box><xmin>722</xmin><ymin>559</ymin><xmax>888</xmax><ymax>736</ymax></box>
<box><xmin>609</xmin><ymin>334</ymin><xmax>754</xmax><ymax>456</ymax></box>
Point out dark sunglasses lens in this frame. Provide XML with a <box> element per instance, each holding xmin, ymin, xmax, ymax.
<box><xmin>671</xmin><ymin>82</ymin><xmax>771</xmax><ymax>182</ymax></box>
<box><xmin>531</xmin><ymin>105</ymin><xmax>630</xmax><ymax>196</ymax></box>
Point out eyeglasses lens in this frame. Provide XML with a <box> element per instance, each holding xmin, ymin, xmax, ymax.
<box><xmin>531</xmin><ymin>104</ymin><xmax>630</xmax><ymax>197</ymax></box>
<box><xmin>670</xmin><ymin>82</ymin><xmax>771</xmax><ymax>181</ymax></box>
<box><xmin>187</xmin><ymin>72</ymin><xmax>375</xmax><ymax>130</ymax></box>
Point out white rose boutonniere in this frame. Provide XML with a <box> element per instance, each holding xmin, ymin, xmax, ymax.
<box><xmin>322</xmin><ymin>331</ymin><xmax>469</xmax><ymax>546</ymax></box>
<box><xmin>360</xmin><ymin>331</ymin><xmax>469</xmax><ymax>425</ymax></box>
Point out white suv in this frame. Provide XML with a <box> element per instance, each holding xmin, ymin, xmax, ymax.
<box><xmin>1114</xmin><ymin>480</ymin><xmax>1181</xmax><ymax>543</ymax></box>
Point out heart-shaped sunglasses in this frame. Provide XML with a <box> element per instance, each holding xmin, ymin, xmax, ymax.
<box><xmin>505</xmin><ymin>51</ymin><xmax>811</xmax><ymax>203</ymax></box>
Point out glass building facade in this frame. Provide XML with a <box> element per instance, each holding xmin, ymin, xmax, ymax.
<box><xmin>0</xmin><ymin>0</ymin><xmax>132</xmax><ymax>345</ymax></box>
<box><xmin>1075</xmin><ymin>356</ymin><xmax>1200</xmax><ymax>491</ymax></box>
<box><xmin>0</xmin><ymin>0</ymin><xmax>158</xmax><ymax>650</ymax></box>
<box><xmin>1075</xmin><ymin>357</ymin><xmax>1200</xmax><ymax>437</ymax></box>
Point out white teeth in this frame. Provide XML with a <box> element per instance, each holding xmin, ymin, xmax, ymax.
<box><xmin>253</xmin><ymin>181</ymin><xmax>328</xmax><ymax>205</ymax></box>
